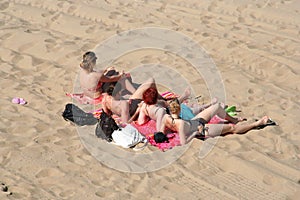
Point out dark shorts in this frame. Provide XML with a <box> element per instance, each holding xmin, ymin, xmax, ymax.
<box><xmin>129</xmin><ymin>99</ymin><xmax>142</xmax><ymax>117</ymax></box>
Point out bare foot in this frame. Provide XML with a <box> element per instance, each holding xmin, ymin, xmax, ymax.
<box><xmin>256</xmin><ymin>116</ymin><xmax>269</xmax><ymax>126</ymax></box>
<box><xmin>180</xmin><ymin>87</ymin><xmax>191</xmax><ymax>102</ymax></box>
<box><xmin>238</xmin><ymin>117</ymin><xmax>247</xmax><ymax>122</ymax></box>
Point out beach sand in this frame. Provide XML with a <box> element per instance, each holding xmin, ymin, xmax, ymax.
<box><xmin>0</xmin><ymin>0</ymin><xmax>299</xmax><ymax>199</ymax></box>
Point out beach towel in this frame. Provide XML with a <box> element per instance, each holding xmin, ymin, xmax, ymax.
<box><xmin>131</xmin><ymin>120</ymin><xmax>181</xmax><ymax>151</ymax></box>
<box><xmin>66</xmin><ymin>93</ymin><xmax>103</xmax><ymax>105</ymax></box>
<box><xmin>160</xmin><ymin>91</ymin><xmax>179</xmax><ymax>100</ymax></box>
<box><xmin>89</xmin><ymin>91</ymin><xmax>228</xmax><ymax>150</ymax></box>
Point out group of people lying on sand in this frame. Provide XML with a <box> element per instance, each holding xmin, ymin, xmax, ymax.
<box><xmin>78</xmin><ymin>51</ymin><xmax>275</xmax><ymax>145</ymax></box>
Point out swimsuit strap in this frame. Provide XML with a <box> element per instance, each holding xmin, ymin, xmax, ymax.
<box><xmin>171</xmin><ymin>116</ymin><xmax>175</xmax><ymax>124</ymax></box>
<box><xmin>170</xmin><ymin>114</ymin><xmax>180</xmax><ymax>124</ymax></box>
<box><xmin>198</xmin><ymin>118</ymin><xmax>207</xmax><ymax>137</ymax></box>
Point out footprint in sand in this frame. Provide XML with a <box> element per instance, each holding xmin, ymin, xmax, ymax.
<box><xmin>31</xmin><ymin>57</ymin><xmax>44</xmax><ymax>66</ymax></box>
<box><xmin>59</xmin><ymin>190</ymin><xmax>75</xmax><ymax>199</ymax></box>
<box><xmin>0</xmin><ymin>19</ymin><xmax>4</xmax><ymax>27</ymax></box>
<box><xmin>18</xmin><ymin>42</ymin><xmax>36</xmax><ymax>52</ymax></box>
<box><xmin>67</xmin><ymin>155</ymin><xmax>86</xmax><ymax>166</ymax></box>
<box><xmin>202</xmin><ymin>32</ymin><xmax>210</xmax><ymax>37</ymax></box>
<box><xmin>109</xmin><ymin>11</ymin><xmax>121</xmax><ymax>20</ymax></box>
<box><xmin>0</xmin><ymin>2</ymin><xmax>9</xmax><ymax>11</ymax></box>
<box><xmin>67</xmin><ymin>5</ymin><xmax>77</xmax><ymax>14</ymax></box>
<box><xmin>11</xmin><ymin>54</ymin><xmax>24</xmax><ymax>64</ymax></box>
<box><xmin>51</xmin><ymin>13</ymin><xmax>62</xmax><ymax>22</ymax></box>
<box><xmin>0</xmin><ymin>33</ymin><xmax>13</xmax><ymax>41</ymax></box>
<box><xmin>0</xmin><ymin>151</ymin><xmax>12</xmax><ymax>166</ymax></box>
<box><xmin>44</xmin><ymin>39</ymin><xmax>62</xmax><ymax>52</ymax></box>
<box><xmin>248</xmin><ymin>88</ymin><xmax>254</xmax><ymax>94</ymax></box>
<box><xmin>35</xmin><ymin>168</ymin><xmax>65</xmax><ymax>178</ymax></box>
<box><xmin>80</xmin><ymin>20</ymin><xmax>94</xmax><ymax>26</ymax></box>
<box><xmin>85</xmin><ymin>26</ymin><xmax>96</xmax><ymax>34</ymax></box>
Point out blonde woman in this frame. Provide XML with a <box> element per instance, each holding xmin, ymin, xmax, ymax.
<box><xmin>79</xmin><ymin>51</ymin><xmax>136</xmax><ymax>99</ymax></box>
<box><xmin>159</xmin><ymin>99</ymin><xmax>272</xmax><ymax>145</ymax></box>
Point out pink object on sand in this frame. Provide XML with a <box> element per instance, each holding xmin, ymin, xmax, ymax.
<box><xmin>12</xmin><ymin>97</ymin><xmax>27</xmax><ymax>105</ymax></box>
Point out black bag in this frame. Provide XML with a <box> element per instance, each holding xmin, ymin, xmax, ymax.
<box><xmin>154</xmin><ymin>132</ymin><xmax>169</xmax><ymax>143</ymax></box>
<box><xmin>62</xmin><ymin>103</ymin><xmax>98</xmax><ymax>126</ymax></box>
<box><xmin>95</xmin><ymin>110</ymin><xmax>119</xmax><ymax>142</ymax></box>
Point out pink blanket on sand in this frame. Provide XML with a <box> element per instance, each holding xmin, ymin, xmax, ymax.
<box><xmin>92</xmin><ymin>109</ymin><xmax>225</xmax><ymax>151</ymax></box>
<box><xmin>76</xmin><ymin>91</ymin><xmax>226</xmax><ymax>151</ymax></box>
<box><xmin>66</xmin><ymin>93</ymin><xmax>103</xmax><ymax>105</ymax></box>
<box><xmin>131</xmin><ymin>120</ymin><xmax>181</xmax><ymax>151</ymax></box>
<box><xmin>130</xmin><ymin>116</ymin><xmax>225</xmax><ymax>151</ymax></box>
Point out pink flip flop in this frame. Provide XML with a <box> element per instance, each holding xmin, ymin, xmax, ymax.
<box><xmin>12</xmin><ymin>97</ymin><xmax>27</xmax><ymax>105</ymax></box>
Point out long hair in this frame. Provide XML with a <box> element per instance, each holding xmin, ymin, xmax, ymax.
<box><xmin>80</xmin><ymin>51</ymin><xmax>97</xmax><ymax>72</ymax></box>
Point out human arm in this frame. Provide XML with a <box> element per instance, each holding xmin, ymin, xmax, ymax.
<box><xmin>100</xmin><ymin>73</ymin><xmax>124</xmax><ymax>83</ymax></box>
<box><xmin>159</xmin><ymin>114</ymin><xmax>168</xmax><ymax>133</ymax></box>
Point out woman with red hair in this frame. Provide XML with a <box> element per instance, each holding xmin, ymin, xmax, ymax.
<box><xmin>102</xmin><ymin>78</ymin><xmax>161</xmax><ymax>124</ymax></box>
<box><xmin>135</xmin><ymin>87</ymin><xmax>167</xmax><ymax>131</ymax></box>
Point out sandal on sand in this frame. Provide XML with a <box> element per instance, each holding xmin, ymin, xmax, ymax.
<box><xmin>12</xmin><ymin>97</ymin><xmax>27</xmax><ymax>105</ymax></box>
<box><xmin>225</xmin><ymin>105</ymin><xmax>236</xmax><ymax>113</ymax></box>
<box><xmin>255</xmin><ymin>118</ymin><xmax>278</xmax><ymax>130</ymax></box>
<box><xmin>225</xmin><ymin>105</ymin><xmax>237</xmax><ymax>116</ymax></box>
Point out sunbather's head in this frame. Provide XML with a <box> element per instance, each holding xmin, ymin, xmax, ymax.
<box><xmin>143</xmin><ymin>87</ymin><xmax>158</xmax><ymax>105</ymax></box>
<box><xmin>80</xmin><ymin>51</ymin><xmax>97</xmax><ymax>72</ymax></box>
<box><xmin>169</xmin><ymin>98</ymin><xmax>181</xmax><ymax>115</ymax></box>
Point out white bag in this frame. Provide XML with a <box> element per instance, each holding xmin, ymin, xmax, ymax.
<box><xmin>112</xmin><ymin>124</ymin><xmax>146</xmax><ymax>148</ymax></box>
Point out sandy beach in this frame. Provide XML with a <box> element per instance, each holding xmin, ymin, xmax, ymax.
<box><xmin>1</xmin><ymin>0</ymin><xmax>299</xmax><ymax>199</ymax></box>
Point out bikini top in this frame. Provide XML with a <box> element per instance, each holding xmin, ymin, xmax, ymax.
<box><xmin>145</xmin><ymin>104</ymin><xmax>165</xmax><ymax>117</ymax></box>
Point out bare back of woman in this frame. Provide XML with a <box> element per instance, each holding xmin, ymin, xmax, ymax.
<box><xmin>80</xmin><ymin>70</ymin><xmax>103</xmax><ymax>98</ymax></box>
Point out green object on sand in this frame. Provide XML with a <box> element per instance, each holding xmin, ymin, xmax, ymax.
<box><xmin>225</xmin><ymin>106</ymin><xmax>237</xmax><ymax>117</ymax></box>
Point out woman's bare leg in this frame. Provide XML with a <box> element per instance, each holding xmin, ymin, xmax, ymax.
<box><xmin>178</xmin><ymin>87</ymin><xmax>191</xmax><ymax>103</ymax></box>
<box><xmin>190</xmin><ymin>97</ymin><xmax>218</xmax><ymax>115</ymax></box>
<box><xmin>119</xmin><ymin>77</ymin><xmax>137</xmax><ymax>95</ymax></box>
<box><xmin>192</xmin><ymin>103</ymin><xmax>243</xmax><ymax>124</ymax></box>
<box><xmin>155</xmin><ymin>109</ymin><xmax>167</xmax><ymax>131</ymax></box>
<box><xmin>129</xmin><ymin>78</ymin><xmax>157</xmax><ymax>100</ymax></box>
<box><xmin>206</xmin><ymin>116</ymin><xmax>269</xmax><ymax>137</ymax></box>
